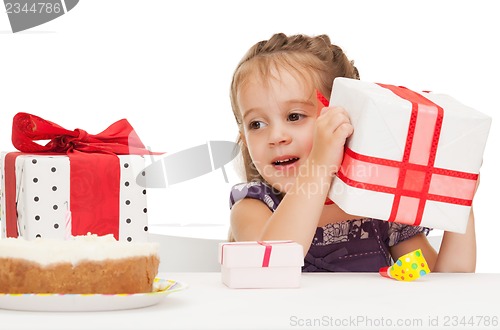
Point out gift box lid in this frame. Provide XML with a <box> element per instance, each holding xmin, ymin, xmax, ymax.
<box><xmin>219</xmin><ymin>241</ymin><xmax>304</xmax><ymax>268</ymax></box>
<box><xmin>330</xmin><ymin>77</ymin><xmax>491</xmax><ymax>173</ymax></box>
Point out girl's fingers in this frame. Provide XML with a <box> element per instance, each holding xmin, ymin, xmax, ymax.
<box><xmin>319</xmin><ymin>106</ymin><xmax>349</xmax><ymax>116</ymax></box>
<box><xmin>311</xmin><ymin>106</ymin><xmax>353</xmax><ymax>169</ymax></box>
<box><xmin>332</xmin><ymin>122</ymin><xmax>354</xmax><ymax>141</ymax></box>
<box><xmin>317</xmin><ymin>106</ymin><xmax>352</xmax><ymax>136</ymax></box>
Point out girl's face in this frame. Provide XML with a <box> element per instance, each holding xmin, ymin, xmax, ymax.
<box><xmin>237</xmin><ymin>67</ymin><xmax>318</xmax><ymax>193</ymax></box>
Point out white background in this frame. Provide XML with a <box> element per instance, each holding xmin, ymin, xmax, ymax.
<box><xmin>1</xmin><ymin>0</ymin><xmax>498</xmax><ymax>272</ymax></box>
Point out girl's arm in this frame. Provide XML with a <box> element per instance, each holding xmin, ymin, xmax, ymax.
<box><xmin>230</xmin><ymin>169</ymin><xmax>331</xmax><ymax>255</ymax></box>
<box><xmin>230</xmin><ymin>107</ymin><xmax>353</xmax><ymax>256</ymax></box>
<box><xmin>433</xmin><ymin>208</ymin><xmax>476</xmax><ymax>272</ymax></box>
<box><xmin>389</xmin><ymin>233</ymin><xmax>438</xmax><ymax>270</ymax></box>
<box><xmin>389</xmin><ymin>208</ymin><xmax>476</xmax><ymax>273</ymax></box>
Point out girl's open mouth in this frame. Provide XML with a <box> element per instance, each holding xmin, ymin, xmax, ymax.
<box><xmin>272</xmin><ymin>157</ymin><xmax>299</xmax><ymax>169</ymax></box>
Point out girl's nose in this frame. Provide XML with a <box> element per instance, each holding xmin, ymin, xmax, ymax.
<box><xmin>268</xmin><ymin>124</ymin><xmax>291</xmax><ymax>146</ymax></box>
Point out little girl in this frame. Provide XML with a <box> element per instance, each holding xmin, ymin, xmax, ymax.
<box><xmin>228</xmin><ymin>33</ymin><xmax>476</xmax><ymax>272</ymax></box>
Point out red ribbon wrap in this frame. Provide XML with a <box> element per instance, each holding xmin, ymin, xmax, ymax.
<box><xmin>335</xmin><ymin>84</ymin><xmax>478</xmax><ymax>226</ymax></box>
<box><xmin>5</xmin><ymin>112</ymin><xmax>154</xmax><ymax>239</ymax></box>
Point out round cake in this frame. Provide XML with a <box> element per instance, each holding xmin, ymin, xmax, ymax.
<box><xmin>0</xmin><ymin>234</ymin><xmax>160</xmax><ymax>294</ymax></box>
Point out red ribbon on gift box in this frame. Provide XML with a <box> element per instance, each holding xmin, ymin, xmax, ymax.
<box><xmin>5</xmin><ymin>112</ymin><xmax>156</xmax><ymax>239</ymax></box>
<box><xmin>334</xmin><ymin>84</ymin><xmax>478</xmax><ymax>226</ymax></box>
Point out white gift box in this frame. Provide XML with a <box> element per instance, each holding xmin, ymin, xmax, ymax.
<box><xmin>328</xmin><ymin>78</ymin><xmax>492</xmax><ymax>233</ymax></box>
<box><xmin>0</xmin><ymin>153</ymin><xmax>149</xmax><ymax>241</ymax></box>
<box><xmin>219</xmin><ymin>241</ymin><xmax>304</xmax><ymax>289</ymax></box>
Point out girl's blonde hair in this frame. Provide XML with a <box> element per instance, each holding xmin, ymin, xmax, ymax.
<box><xmin>230</xmin><ymin>33</ymin><xmax>360</xmax><ymax>182</ymax></box>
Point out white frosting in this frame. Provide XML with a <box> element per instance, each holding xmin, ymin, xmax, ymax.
<box><xmin>0</xmin><ymin>234</ymin><xmax>159</xmax><ymax>266</ymax></box>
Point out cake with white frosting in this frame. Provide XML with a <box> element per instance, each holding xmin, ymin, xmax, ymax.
<box><xmin>0</xmin><ymin>234</ymin><xmax>160</xmax><ymax>294</ymax></box>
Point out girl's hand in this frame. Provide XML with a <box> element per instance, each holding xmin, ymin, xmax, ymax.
<box><xmin>308</xmin><ymin>106</ymin><xmax>353</xmax><ymax>176</ymax></box>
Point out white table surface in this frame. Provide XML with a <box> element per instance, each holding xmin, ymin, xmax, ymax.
<box><xmin>2</xmin><ymin>272</ymin><xmax>499</xmax><ymax>330</ymax></box>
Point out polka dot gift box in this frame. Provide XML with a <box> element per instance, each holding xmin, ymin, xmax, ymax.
<box><xmin>0</xmin><ymin>113</ymin><xmax>154</xmax><ymax>242</ymax></box>
<box><xmin>379</xmin><ymin>249</ymin><xmax>431</xmax><ymax>282</ymax></box>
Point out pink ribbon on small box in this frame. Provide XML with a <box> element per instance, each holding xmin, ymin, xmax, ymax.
<box><xmin>220</xmin><ymin>240</ymin><xmax>293</xmax><ymax>268</ymax></box>
<box><xmin>334</xmin><ymin>84</ymin><xmax>478</xmax><ymax>226</ymax></box>
<box><xmin>257</xmin><ymin>241</ymin><xmax>273</xmax><ymax>267</ymax></box>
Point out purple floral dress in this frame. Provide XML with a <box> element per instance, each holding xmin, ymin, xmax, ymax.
<box><xmin>229</xmin><ymin>181</ymin><xmax>431</xmax><ymax>272</ymax></box>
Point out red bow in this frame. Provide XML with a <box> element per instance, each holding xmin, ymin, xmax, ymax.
<box><xmin>12</xmin><ymin>112</ymin><xmax>152</xmax><ymax>155</ymax></box>
<box><xmin>7</xmin><ymin>112</ymin><xmax>156</xmax><ymax>240</ymax></box>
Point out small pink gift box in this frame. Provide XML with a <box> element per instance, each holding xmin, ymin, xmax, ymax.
<box><xmin>328</xmin><ymin>78</ymin><xmax>492</xmax><ymax>233</ymax></box>
<box><xmin>218</xmin><ymin>241</ymin><xmax>304</xmax><ymax>289</ymax></box>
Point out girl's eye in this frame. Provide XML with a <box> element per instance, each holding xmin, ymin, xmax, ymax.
<box><xmin>288</xmin><ymin>113</ymin><xmax>305</xmax><ymax>122</ymax></box>
<box><xmin>249</xmin><ymin>120</ymin><xmax>267</xmax><ymax>130</ymax></box>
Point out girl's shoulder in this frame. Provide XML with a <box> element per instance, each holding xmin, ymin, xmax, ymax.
<box><xmin>229</xmin><ymin>181</ymin><xmax>282</xmax><ymax>212</ymax></box>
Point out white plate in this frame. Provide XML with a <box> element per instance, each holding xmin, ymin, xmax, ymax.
<box><xmin>0</xmin><ymin>278</ymin><xmax>187</xmax><ymax>312</ymax></box>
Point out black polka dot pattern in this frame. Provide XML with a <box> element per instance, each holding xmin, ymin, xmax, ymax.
<box><xmin>118</xmin><ymin>156</ymin><xmax>150</xmax><ymax>243</ymax></box>
<box><xmin>19</xmin><ymin>158</ymin><xmax>70</xmax><ymax>239</ymax></box>
<box><xmin>15</xmin><ymin>156</ymin><xmax>150</xmax><ymax>242</ymax></box>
